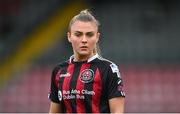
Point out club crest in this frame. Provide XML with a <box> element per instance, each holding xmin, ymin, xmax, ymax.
<box><xmin>80</xmin><ymin>69</ymin><xmax>94</xmax><ymax>83</ymax></box>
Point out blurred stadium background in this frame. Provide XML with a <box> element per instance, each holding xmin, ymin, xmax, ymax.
<box><xmin>0</xmin><ymin>0</ymin><xmax>180</xmax><ymax>113</ymax></box>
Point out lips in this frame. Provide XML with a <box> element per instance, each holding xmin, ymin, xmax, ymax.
<box><xmin>80</xmin><ymin>46</ymin><xmax>88</xmax><ymax>51</ymax></box>
<box><xmin>80</xmin><ymin>46</ymin><xmax>88</xmax><ymax>49</ymax></box>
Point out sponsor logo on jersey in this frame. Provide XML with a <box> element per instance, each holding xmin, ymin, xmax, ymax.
<box><xmin>80</xmin><ymin>69</ymin><xmax>94</xmax><ymax>83</ymax></box>
<box><xmin>110</xmin><ymin>63</ymin><xmax>121</xmax><ymax>78</ymax></box>
<box><xmin>60</xmin><ymin>72</ymin><xmax>71</xmax><ymax>77</ymax></box>
<box><xmin>110</xmin><ymin>63</ymin><xmax>119</xmax><ymax>73</ymax></box>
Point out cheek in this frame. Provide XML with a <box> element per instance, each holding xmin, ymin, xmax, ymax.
<box><xmin>71</xmin><ymin>39</ymin><xmax>79</xmax><ymax>48</ymax></box>
<box><xmin>89</xmin><ymin>40</ymin><xmax>97</xmax><ymax>47</ymax></box>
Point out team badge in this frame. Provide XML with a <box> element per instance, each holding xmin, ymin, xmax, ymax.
<box><xmin>58</xmin><ymin>90</ymin><xmax>62</xmax><ymax>101</ymax></box>
<box><xmin>80</xmin><ymin>69</ymin><xmax>94</xmax><ymax>83</ymax></box>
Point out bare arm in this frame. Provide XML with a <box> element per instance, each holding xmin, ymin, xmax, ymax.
<box><xmin>49</xmin><ymin>101</ymin><xmax>62</xmax><ymax>113</ymax></box>
<box><xmin>109</xmin><ymin>97</ymin><xmax>125</xmax><ymax>113</ymax></box>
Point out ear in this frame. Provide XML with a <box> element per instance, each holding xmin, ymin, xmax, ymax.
<box><xmin>96</xmin><ymin>32</ymin><xmax>100</xmax><ymax>43</ymax></box>
<box><xmin>67</xmin><ymin>32</ymin><xmax>71</xmax><ymax>42</ymax></box>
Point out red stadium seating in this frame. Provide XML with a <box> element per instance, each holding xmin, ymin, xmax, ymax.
<box><xmin>0</xmin><ymin>64</ymin><xmax>180</xmax><ymax>112</ymax></box>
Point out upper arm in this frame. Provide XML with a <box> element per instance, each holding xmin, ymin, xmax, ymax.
<box><xmin>49</xmin><ymin>66</ymin><xmax>61</xmax><ymax>102</ymax></box>
<box><xmin>109</xmin><ymin>97</ymin><xmax>125</xmax><ymax>113</ymax></box>
<box><xmin>48</xmin><ymin>66</ymin><xmax>61</xmax><ymax>112</ymax></box>
<box><xmin>107</xmin><ymin>63</ymin><xmax>125</xmax><ymax>99</ymax></box>
<box><xmin>49</xmin><ymin>101</ymin><xmax>62</xmax><ymax>113</ymax></box>
<box><xmin>106</xmin><ymin>63</ymin><xmax>126</xmax><ymax>113</ymax></box>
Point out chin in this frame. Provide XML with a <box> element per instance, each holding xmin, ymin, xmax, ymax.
<box><xmin>79</xmin><ymin>52</ymin><xmax>90</xmax><ymax>56</ymax></box>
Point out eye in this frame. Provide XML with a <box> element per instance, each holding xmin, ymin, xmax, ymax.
<box><xmin>74</xmin><ymin>32</ymin><xmax>82</xmax><ymax>37</ymax></box>
<box><xmin>86</xmin><ymin>32</ymin><xmax>94</xmax><ymax>37</ymax></box>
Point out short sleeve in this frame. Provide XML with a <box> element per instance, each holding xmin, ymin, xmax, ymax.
<box><xmin>48</xmin><ymin>66</ymin><xmax>60</xmax><ymax>103</ymax></box>
<box><xmin>107</xmin><ymin>63</ymin><xmax>125</xmax><ymax>99</ymax></box>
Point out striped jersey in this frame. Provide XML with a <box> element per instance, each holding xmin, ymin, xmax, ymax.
<box><xmin>48</xmin><ymin>54</ymin><xmax>125</xmax><ymax>113</ymax></box>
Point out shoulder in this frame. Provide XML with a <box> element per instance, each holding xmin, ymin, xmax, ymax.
<box><xmin>52</xmin><ymin>60</ymin><xmax>69</xmax><ymax>73</ymax></box>
<box><xmin>96</xmin><ymin>56</ymin><xmax>119</xmax><ymax>67</ymax></box>
<box><xmin>97</xmin><ymin>57</ymin><xmax>122</xmax><ymax>78</ymax></box>
<box><xmin>50</xmin><ymin>61</ymin><xmax>69</xmax><ymax>81</ymax></box>
<box><xmin>96</xmin><ymin>57</ymin><xmax>120</xmax><ymax>72</ymax></box>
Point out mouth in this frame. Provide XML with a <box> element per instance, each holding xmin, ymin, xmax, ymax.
<box><xmin>80</xmin><ymin>46</ymin><xmax>88</xmax><ymax>51</ymax></box>
<box><xmin>80</xmin><ymin>46</ymin><xmax>88</xmax><ymax>49</ymax></box>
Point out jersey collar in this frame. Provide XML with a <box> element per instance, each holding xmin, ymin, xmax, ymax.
<box><xmin>69</xmin><ymin>54</ymin><xmax>99</xmax><ymax>63</ymax></box>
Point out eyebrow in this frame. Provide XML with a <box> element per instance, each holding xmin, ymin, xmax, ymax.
<box><xmin>86</xmin><ymin>32</ymin><xmax>94</xmax><ymax>35</ymax></box>
<box><xmin>74</xmin><ymin>31</ymin><xmax>95</xmax><ymax>33</ymax></box>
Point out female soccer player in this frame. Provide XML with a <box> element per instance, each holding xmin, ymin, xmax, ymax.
<box><xmin>48</xmin><ymin>9</ymin><xmax>125</xmax><ymax>113</ymax></box>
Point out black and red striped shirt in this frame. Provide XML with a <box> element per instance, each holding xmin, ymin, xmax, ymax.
<box><xmin>49</xmin><ymin>54</ymin><xmax>125</xmax><ymax>113</ymax></box>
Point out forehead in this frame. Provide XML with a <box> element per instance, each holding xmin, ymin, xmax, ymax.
<box><xmin>70</xmin><ymin>21</ymin><xmax>98</xmax><ymax>32</ymax></box>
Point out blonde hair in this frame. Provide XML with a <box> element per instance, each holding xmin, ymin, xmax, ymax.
<box><xmin>68</xmin><ymin>9</ymin><xmax>100</xmax><ymax>32</ymax></box>
<box><xmin>68</xmin><ymin>9</ymin><xmax>101</xmax><ymax>55</ymax></box>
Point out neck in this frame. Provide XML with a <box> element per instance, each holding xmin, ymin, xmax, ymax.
<box><xmin>73</xmin><ymin>53</ymin><xmax>95</xmax><ymax>62</ymax></box>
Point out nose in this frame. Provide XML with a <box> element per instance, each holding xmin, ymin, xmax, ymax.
<box><xmin>82</xmin><ymin>35</ymin><xmax>87</xmax><ymax>43</ymax></box>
